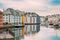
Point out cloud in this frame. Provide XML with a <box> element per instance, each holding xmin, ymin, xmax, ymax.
<box><xmin>13</xmin><ymin>0</ymin><xmax>22</xmax><ymax>1</ymax></box>
<box><xmin>0</xmin><ymin>0</ymin><xmax>48</xmax><ymax>10</ymax></box>
<box><xmin>0</xmin><ymin>0</ymin><xmax>60</xmax><ymax>16</ymax></box>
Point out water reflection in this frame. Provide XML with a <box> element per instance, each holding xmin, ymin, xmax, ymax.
<box><xmin>50</xmin><ymin>36</ymin><xmax>60</xmax><ymax>40</ymax></box>
<box><xmin>43</xmin><ymin>24</ymin><xmax>60</xmax><ymax>40</ymax></box>
<box><xmin>25</xmin><ymin>24</ymin><xmax>60</xmax><ymax>40</ymax></box>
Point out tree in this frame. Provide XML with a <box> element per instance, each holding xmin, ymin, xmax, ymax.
<box><xmin>45</xmin><ymin>17</ymin><xmax>48</xmax><ymax>21</ymax></box>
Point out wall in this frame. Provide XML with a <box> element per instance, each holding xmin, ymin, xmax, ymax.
<box><xmin>36</xmin><ymin>16</ymin><xmax>40</xmax><ymax>32</ymax></box>
<box><xmin>0</xmin><ymin>13</ymin><xmax>3</xmax><ymax>26</ymax></box>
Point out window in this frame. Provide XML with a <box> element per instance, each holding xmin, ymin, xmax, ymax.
<box><xmin>30</xmin><ymin>25</ymin><xmax>32</xmax><ymax>31</ymax></box>
<box><xmin>33</xmin><ymin>25</ymin><xmax>35</xmax><ymax>31</ymax></box>
<box><xmin>33</xmin><ymin>17</ymin><xmax>35</xmax><ymax>23</ymax></box>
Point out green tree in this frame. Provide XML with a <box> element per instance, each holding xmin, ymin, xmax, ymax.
<box><xmin>44</xmin><ymin>17</ymin><xmax>48</xmax><ymax>22</ymax></box>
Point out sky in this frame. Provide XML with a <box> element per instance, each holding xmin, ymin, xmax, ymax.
<box><xmin>0</xmin><ymin>0</ymin><xmax>60</xmax><ymax>16</ymax></box>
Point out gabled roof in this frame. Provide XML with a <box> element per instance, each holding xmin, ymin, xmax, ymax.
<box><xmin>3</xmin><ymin>8</ymin><xmax>25</xmax><ymax>16</ymax></box>
<box><xmin>15</xmin><ymin>10</ymin><xmax>24</xmax><ymax>16</ymax></box>
<box><xmin>25</xmin><ymin>12</ymin><xmax>39</xmax><ymax>17</ymax></box>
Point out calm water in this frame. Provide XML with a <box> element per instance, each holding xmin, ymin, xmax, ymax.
<box><xmin>50</xmin><ymin>36</ymin><xmax>60</xmax><ymax>40</ymax></box>
<box><xmin>24</xmin><ymin>25</ymin><xmax>60</xmax><ymax>40</ymax></box>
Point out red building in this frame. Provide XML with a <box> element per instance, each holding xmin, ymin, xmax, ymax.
<box><xmin>0</xmin><ymin>11</ymin><xmax>3</xmax><ymax>27</ymax></box>
<box><xmin>0</xmin><ymin>11</ymin><xmax>3</xmax><ymax>33</ymax></box>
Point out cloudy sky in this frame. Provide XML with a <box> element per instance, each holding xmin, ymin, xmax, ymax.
<box><xmin>0</xmin><ymin>0</ymin><xmax>60</xmax><ymax>16</ymax></box>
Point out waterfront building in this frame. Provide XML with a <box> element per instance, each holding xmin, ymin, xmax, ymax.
<box><xmin>24</xmin><ymin>12</ymin><xmax>40</xmax><ymax>34</ymax></box>
<box><xmin>0</xmin><ymin>8</ymin><xmax>40</xmax><ymax>40</ymax></box>
<box><xmin>0</xmin><ymin>11</ymin><xmax>3</xmax><ymax>26</ymax></box>
<box><xmin>0</xmin><ymin>8</ymin><xmax>25</xmax><ymax>40</ymax></box>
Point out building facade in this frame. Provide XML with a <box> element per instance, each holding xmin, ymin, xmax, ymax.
<box><xmin>0</xmin><ymin>8</ymin><xmax>25</xmax><ymax>40</ymax></box>
<box><xmin>0</xmin><ymin>8</ymin><xmax>40</xmax><ymax>40</ymax></box>
<box><xmin>3</xmin><ymin>8</ymin><xmax>23</xmax><ymax>26</ymax></box>
<box><xmin>24</xmin><ymin>12</ymin><xmax>40</xmax><ymax>34</ymax></box>
<box><xmin>0</xmin><ymin>11</ymin><xmax>3</xmax><ymax>27</ymax></box>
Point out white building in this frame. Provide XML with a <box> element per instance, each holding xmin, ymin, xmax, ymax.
<box><xmin>3</xmin><ymin>8</ymin><xmax>23</xmax><ymax>26</ymax></box>
<box><xmin>24</xmin><ymin>12</ymin><xmax>40</xmax><ymax>34</ymax></box>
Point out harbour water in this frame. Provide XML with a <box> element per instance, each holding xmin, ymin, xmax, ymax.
<box><xmin>24</xmin><ymin>25</ymin><xmax>60</xmax><ymax>40</ymax></box>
